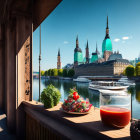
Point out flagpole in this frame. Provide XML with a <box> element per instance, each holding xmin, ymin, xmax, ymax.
<box><xmin>39</xmin><ymin>25</ymin><xmax>41</xmax><ymax>102</ymax></box>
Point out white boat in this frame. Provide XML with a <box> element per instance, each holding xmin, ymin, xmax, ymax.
<box><xmin>89</xmin><ymin>81</ymin><xmax>128</xmax><ymax>91</ymax></box>
<box><xmin>99</xmin><ymin>89</ymin><xmax>128</xmax><ymax>95</ymax></box>
<box><xmin>73</xmin><ymin>77</ymin><xmax>91</xmax><ymax>83</ymax></box>
<box><xmin>61</xmin><ymin>77</ymin><xmax>72</xmax><ymax>80</ymax></box>
<box><xmin>117</xmin><ymin>77</ymin><xmax>135</xmax><ymax>86</ymax></box>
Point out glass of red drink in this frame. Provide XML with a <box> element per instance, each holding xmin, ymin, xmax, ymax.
<box><xmin>100</xmin><ymin>91</ymin><xmax>131</xmax><ymax>128</ymax></box>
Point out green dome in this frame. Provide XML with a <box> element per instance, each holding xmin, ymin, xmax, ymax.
<box><xmin>74</xmin><ymin>52</ymin><xmax>83</xmax><ymax>63</ymax></box>
<box><xmin>90</xmin><ymin>53</ymin><xmax>98</xmax><ymax>63</ymax></box>
<box><xmin>102</xmin><ymin>38</ymin><xmax>112</xmax><ymax>54</ymax></box>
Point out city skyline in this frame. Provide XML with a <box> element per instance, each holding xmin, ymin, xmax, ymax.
<box><xmin>33</xmin><ymin>0</ymin><xmax>140</xmax><ymax>71</ymax></box>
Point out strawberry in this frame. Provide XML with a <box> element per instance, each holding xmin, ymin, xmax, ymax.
<box><xmin>65</xmin><ymin>100</ymin><xmax>68</xmax><ymax>103</ymax></box>
<box><xmin>86</xmin><ymin>101</ymin><xmax>89</xmax><ymax>104</ymax></box>
<box><xmin>73</xmin><ymin>92</ymin><xmax>78</xmax><ymax>96</ymax></box>
<box><xmin>77</xmin><ymin>95</ymin><xmax>80</xmax><ymax>100</ymax></box>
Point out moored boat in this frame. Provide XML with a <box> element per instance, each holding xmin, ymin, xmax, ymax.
<box><xmin>117</xmin><ymin>77</ymin><xmax>135</xmax><ymax>86</ymax></box>
<box><xmin>89</xmin><ymin>81</ymin><xmax>128</xmax><ymax>91</ymax></box>
<box><xmin>73</xmin><ymin>77</ymin><xmax>91</xmax><ymax>83</ymax></box>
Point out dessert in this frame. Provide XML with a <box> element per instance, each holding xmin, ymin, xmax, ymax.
<box><xmin>62</xmin><ymin>91</ymin><xmax>92</xmax><ymax>113</ymax></box>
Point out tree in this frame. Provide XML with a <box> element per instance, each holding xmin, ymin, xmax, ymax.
<box><xmin>125</xmin><ymin>65</ymin><xmax>135</xmax><ymax>77</ymax></box>
<box><xmin>41</xmin><ymin>71</ymin><xmax>45</xmax><ymax>76</ymax></box>
<box><xmin>53</xmin><ymin>69</ymin><xmax>58</xmax><ymax>76</ymax></box>
<box><xmin>135</xmin><ymin>62</ymin><xmax>140</xmax><ymax>76</ymax></box>
<box><xmin>50</xmin><ymin>69</ymin><xmax>54</xmax><ymax>76</ymax></box>
<box><xmin>58</xmin><ymin>69</ymin><xmax>63</xmax><ymax>76</ymax></box>
<box><xmin>63</xmin><ymin>69</ymin><xmax>68</xmax><ymax>77</ymax></box>
<box><xmin>48</xmin><ymin>69</ymin><xmax>51</xmax><ymax>76</ymax></box>
<box><xmin>67</xmin><ymin>69</ymin><xmax>75</xmax><ymax>77</ymax></box>
<box><xmin>44</xmin><ymin>70</ymin><xmax>48</xmax><ymax>76</ymax></box>
<box><xmin>136</xmin><ymin>84</ymin><xmax>140</xmax><ymax>103</ymax></box>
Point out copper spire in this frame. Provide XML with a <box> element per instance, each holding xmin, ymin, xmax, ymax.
<box><xmin>86</xmin><ymin>40</ymin><xmax>89</xmax><ymax>48</ymax></box>
<box><xmin>106</xmin><ymin>15</ymin><xmax>109</xmax><ymax>29</ymax></box>
<box><xmin>105</xmin><ymin>15</ymin><xmax>110</xmax><ymax>39</ymax></box>
<box><xmin>58</xmin><ymin>48</ymin><xmax>60</xmax><ymax>56</ymax></box>
<box><xmin>96</xmin><ymin>42</ymin><xmax>99</xmax><ymax>54</ymax></box>
<box><xmin>76</xmin><ymin>35</ymin><xmax>79</xmax><ymax>48</ymax></box>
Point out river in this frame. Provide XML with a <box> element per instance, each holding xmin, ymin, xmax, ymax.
<box><xmin>33</xmin><ymin>78</ymin><xmax>140</xmax><ymax>119</ymax></box>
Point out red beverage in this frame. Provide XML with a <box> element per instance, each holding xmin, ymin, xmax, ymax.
<box><xmin>100</xmin><ymin>106</ymin><xmax>131</xmax><ymax>128</ymax></box>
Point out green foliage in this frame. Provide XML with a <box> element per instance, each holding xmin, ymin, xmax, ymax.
<box><xmin>44</xmin><ymin>70</ymin><xmax>48</xmax><ymax>76</ymax></box>
<box><xmin>47</xmin><ymin>69</ymin><xmax>51</xmax><ymax>76</ymax></box>
<box><xmin>63</xmin><ymin>69</ymin><xmax>68</xmax><ymax>77</ymax></box>
<box><xmin>136</xmin><ymin>83</ymin><xmax>140</xmax><ymax>103</ymax></box>
<box><xmin>44</xmin><ymin>68</ymin><xmax>74</xmax><ymax>77</ymax></box>
<box><xmin>69</xmin><ymin>87</ymin><xmax>77</xmax><ymax>97</ymax></box>
<box><xmin>125</xmin><ymin>65</ymin><xmax>135</xmax><ymax>77</ymax></box>
<box><xmin>40</xmin><ymin>84</ymin><xmax>61</xmax><ymax>108</ymax></box>
<box><xmin>41</xmin><ymin>90</ymin><xmax>54</xmax><ymax>108</ymax></box>
<box><xmin>53</xmin><ymin>69</ymin><xmax>58</xmax><ymax>76</ymax></box>
<box><xmin>58</xmin><ymin>69</ymin><xmax>63</xmax><ymax>76</ymax></box>
<box><xmin>135</xmin><ymin>62</ymin><xmax>140</xmax><ymax>76</ymax></box>
<box><xmin>68</xmin><ymin>69</ymin><xmax>75</xmax><ymax>77</ymax></box>
<box><xmin>50</xmin><ymin>69</ymin><xmax>54</xmax><ymax>76</ymax></box>
<box><xmin>41</xmin><ymin>71</ymin><xmax>45</xmax><ymax>76</ymax></box>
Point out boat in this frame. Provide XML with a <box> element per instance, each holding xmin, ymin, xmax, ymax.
<box><xmin>117</xmin><ymin>77</ymin><xmax>135</xmax><ymax>86</ymax></box>
<box><xmin>73</xmin><ymin>77</ymin><xmax>91</xmax><ymax>83</ymax></box>
<box><xmin>99</xmin><ymin>89</ymin><xmax>128</xmax><ymax>95</ymax></box>
<box><xmin>61</xmin><ymin>77</ymin><xmax>72</xmax><ymax>80</ymax></box>
<box><xmin>89</xmin><ymin>81</ymin><xmax>128</xmax><ymax>91</ymax></box>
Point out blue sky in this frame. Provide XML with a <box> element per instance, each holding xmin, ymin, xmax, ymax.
<box><xmin>33</xmin><ymin>0</ymin><xmax>140</xmax><ymax>71</ymax></box>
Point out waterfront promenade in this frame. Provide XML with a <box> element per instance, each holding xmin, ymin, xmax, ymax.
<box><xmin>0</xmin><ymin>111</ymin><xmax>16</xmax><ymax>140</ymax></box>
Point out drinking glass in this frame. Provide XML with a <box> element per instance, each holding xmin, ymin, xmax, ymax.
<box><xmin>100</xmin><ymin>91</ymin><xmax>131</xmax><ymax>128</ymax></box>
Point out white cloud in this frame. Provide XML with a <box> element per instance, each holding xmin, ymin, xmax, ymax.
<box><xmin>122</xmin><ymin>36</ymin><xmax>129</xmax><ymax>40</ymax></box>
<box><xmin>64</xmin><ymin>41</ymin><xmax>69</xmax><ymax>44</ymax></box>
<box><xmin>114</xmin><ymin>38</ymin><xmax>120</xmax><ymax>42</ymax></box>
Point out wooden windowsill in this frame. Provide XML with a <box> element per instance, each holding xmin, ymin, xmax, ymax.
<box><xmin>23</xmin><ymin>101</ymin><xmax>131</xmax><ymax>140</ymax></box>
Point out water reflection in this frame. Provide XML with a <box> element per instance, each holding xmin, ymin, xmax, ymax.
<box><xmin>33</xmin><ymin>79</ymin><xmax>140</xmax><ymax>119</ymax></box>
<box><xmin>127</xmin><ymin>84</ymin><xmax>140</xmax><ymax>119</ymax></box>
<box><xmin>135</xmin><ymin>84</ymin><xmax>140</xmax><ymax>103</ymax></box>
<box><xmin>128</xmin><ymin>84</ymin><xmax>140</xmax><ymax>103</ymax></box>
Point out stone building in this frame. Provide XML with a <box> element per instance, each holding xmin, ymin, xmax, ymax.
<box><xmin>75</xmin><ymin>59</ymin><xmax>130</xmax><ymax>77</ymax></box>
<box><xmin>74</xmin><ymin>16</ymin><xmax>130</xmax><ymax>76</ymax></box>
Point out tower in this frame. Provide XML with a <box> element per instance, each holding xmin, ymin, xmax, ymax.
<box><xmin>102</xmin><ymin>16</ymin><xmax>113</xmax><ymax>61</ymax></box>
<box><xmin>85</xmin><ymin>40</ymin><xmax>89</xmax><ymax>64</ymax></box>
<box><xmin>91</xmin><ymin>42</ymin><xmax>99</xmax><ymax>63</ymax></box>
<box><xmin>96</xmin><ymin>42</ymin><xmax>99</xmax><ymax>55</ymax></box>
<box><xmin>74</xmin><ymin>36</ymin><xmax>83</xmax><ymax>66</ymax></box>
<box><xmin>57</xmin><ymin>49</ymin><xmax>61</xmax><ymax>69</ymax></box>
<box><xmin>105</xmin><ymin>15</ymin><xmax>109</xmax><ymax>39</ymax></box>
